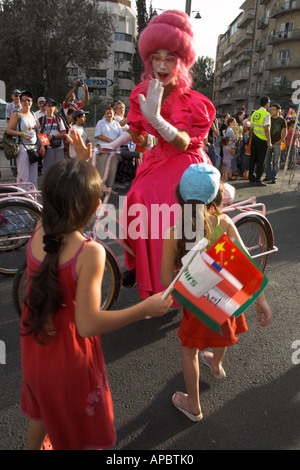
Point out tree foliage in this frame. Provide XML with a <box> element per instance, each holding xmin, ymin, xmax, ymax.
<box><xmin>191</xmin><ymin>56</ymin><xmax>215</xmax><ymax>99</ymax></box>
<box><xmin>130</xmin><ymin>0</ymin><xmax>150</xmax><ymax>85</ymax></box>
<box><xmin>0</xmin><ymin>0</ymin><xmax>113</xmax><ymax>102</ymax></box>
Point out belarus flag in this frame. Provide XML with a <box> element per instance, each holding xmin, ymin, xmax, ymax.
<box><xmin>171</xmin><ymin>234</ymin><xmax>267</xmax><ymax>334</ymax></box>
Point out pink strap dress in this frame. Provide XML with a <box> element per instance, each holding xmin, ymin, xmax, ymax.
<box><xmin>20</xmin><ymin>234</ymin><xmax>116</xmax><ymax>450</ymax></box>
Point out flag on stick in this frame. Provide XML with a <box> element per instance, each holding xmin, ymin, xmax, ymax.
<box><xmin>171</xmin><ymin>233</ymin><xmax>267</xmax><ymax>333</ymax></box>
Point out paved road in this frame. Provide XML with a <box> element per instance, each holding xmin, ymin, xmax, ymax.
<box><xmin>0</xmin><ymin>151</ymin><xmax>299</xmax><ymax>450</ymax></box>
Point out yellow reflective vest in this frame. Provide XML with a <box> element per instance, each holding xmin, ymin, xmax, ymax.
<box><xmin>251</xmin><ymin>108</ymin><xmax>269</xmax><ymax>141</ymax></box>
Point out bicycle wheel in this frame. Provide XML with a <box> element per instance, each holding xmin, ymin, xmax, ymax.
<box><xmin>0</xmin><ymin>200</ymin><xmax>41</xmax><ymax>275</ymax></box>
<box><xmin>235</xmin><ymin>215</ymin><xmax>270</xmax><ymax>271</ymax></box>
<box><xmin>100</xmin><ymin>247</ymin><xmax>122</xmax><ymax>310</ymax></box>
<box><xmin>12</xmin><ymin>246</ymin><xmax>122</xmax><ymax>317</ymax></box>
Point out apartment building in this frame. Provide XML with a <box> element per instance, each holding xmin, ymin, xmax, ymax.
<box><xmin>213</xmin><ymin>0</ymin><xmax>300</xmax><ymax>114</ymax></box>
<box><xmin>67</xmin><ymin>0</ymin><xmax>137</xmax><ymax>106</ymax></box>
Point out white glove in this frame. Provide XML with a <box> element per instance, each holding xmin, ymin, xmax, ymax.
<box><xmin>138</xmin><ymin>79</ymin><xmax>177</xmax><ymax>143</ymax></box>
<box><xmin>102</xmin><ymin>131</ymin><xmax>132</xmax><ymax>150</ymax></box>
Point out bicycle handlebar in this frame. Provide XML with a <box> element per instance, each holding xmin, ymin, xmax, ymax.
<box><xmin>95</xmin><ymin>145</ymin><xmax>142</xmax><ymax>160</ymax></box>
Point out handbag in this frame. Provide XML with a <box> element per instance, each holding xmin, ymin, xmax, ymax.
<box><xmin>50</xmin><ymin>137</ymin><xmax>62</xmax><ymax>148</ymax></box>
<box><xmin>3</xmin><ymin>132</ymin><xmax>20</xmax><ymax>160</ymax></box>
<box><xmin>3</xmin><ymin>113</ymin><xmax>21</xmax><ymax>160</ymax></box>
<box><xmin>26</xmin><ymin>147</ymin><xmax>40</xmax><ymax>165</ymax></box>
<box><xmin>41</xmin><ymin>114</ymin><xmax>62</xmax><ymax>148</ymax></box>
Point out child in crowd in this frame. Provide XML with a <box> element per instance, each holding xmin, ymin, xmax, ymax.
<box><xmin>242</xmin><ymin>130</ymin><xmax>251</xmax><ymax>180</ymax></box>
<box><xmin>221</xmin><ymin>136</ymin><xmax>235</xmax><ymax>182</ymax></box>
<box><xmin>20</xmin><ymin>159</ymin><xmax>172</xmax><ymax>450</ymax></box>
<box><xmin>160</xmin><ymin>163</ymin><xmax>272</xmax><ymax>422</ymax></box>
<box><xmin>286</xmin><ymin>120</ymin><xmax>298</xmax><ymax>169</ymax></box>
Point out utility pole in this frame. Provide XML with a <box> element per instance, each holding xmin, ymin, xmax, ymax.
<box><xmin>185</xmin><ymin>0</ymin><xmax>192</xmax><ymax>16</ymax></box>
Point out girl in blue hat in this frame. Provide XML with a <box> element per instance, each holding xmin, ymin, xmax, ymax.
<box><xmin>160</xmin><ymin>164</ymin><xmax>272</xmax><ymax>422</ymax></box>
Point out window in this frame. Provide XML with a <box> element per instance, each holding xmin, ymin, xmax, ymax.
<box><xmin>120</xmin><ymin>90</ymin><xmax>131</xmax><ymax>97</ymax></box>
<box><xmin>278</xmin><ymin>49</ymin><xmax>290</xmax><ymax>65</ymax></box>
<box><xmin>88</xmin><ymin>69</ymin><xmax>107</xmax><ymax>78</ymax></box>
<box><xmin>114</xmin><ymin>52</ymin><xmax>132</xmax><ymax>62</ymax></box>
<box><xmin>67</xmin><ymin>67</ymin><xmax>79</xmax><ymax>76</ymax></box>
<box><xmin>114</xmin><ymin>70</ymin><xmax>131</xmax><ymax>80</ymax></box>
<box><xmin>114</xmin><ymin>33</ymin><xmax>133</xmax><ymax>43</ymax></box>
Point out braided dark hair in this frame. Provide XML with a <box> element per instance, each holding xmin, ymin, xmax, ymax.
<box><xmin>22</xmin><ymin>159</ymin><xmax>102</xmax><ymax>343</ymax></box>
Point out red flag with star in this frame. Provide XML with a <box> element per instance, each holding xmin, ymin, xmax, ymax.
<box><xmin>172</xmin><ymin>233</ymin><xmax>266</xmax><ymax>333</ymax></box>
<box><xmin>206</xmin><ymin>233</ymin><xmax>263</xmax><ymax>295</ymax></box>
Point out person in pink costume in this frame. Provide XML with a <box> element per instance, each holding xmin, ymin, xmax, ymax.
<box><xmin>105</xmin><ymin>10</ymin><xmax>215</xmax><ymax>298</ymax></box>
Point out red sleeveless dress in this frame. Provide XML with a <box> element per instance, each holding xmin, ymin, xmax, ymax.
<box><xmin>20</xmin><ymin>234</ymin><xmax>116</xmax><ymax>450</ymax></box>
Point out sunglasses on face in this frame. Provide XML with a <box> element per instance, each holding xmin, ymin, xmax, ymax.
<box><xmin>21</xmin><ymin>98</ymin><xmax>32</xmax><ymax>103</ymax></box>
<box><xmin>150</xmin><ymin>54</ymin><xmax>177</xmax><ymax>67</ymax></box>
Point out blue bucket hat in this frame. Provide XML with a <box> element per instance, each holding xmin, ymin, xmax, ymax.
<box><xmin>179</xmin><ymin>163</ymin><xmax>220</xmax><ymax>204</ymax></box>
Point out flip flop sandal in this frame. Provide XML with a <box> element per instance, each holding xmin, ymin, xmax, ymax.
<box><xmin>201</xmin><ymin>353</ymin><xmax>226</xmax><ymax>380</ymax></box>
<box><xmin>171</xmin><ymin>392</ymin><xmax>203</xmax><ymax>422</ymax></box>
<box><xmin>43</xmin><ymin>435</ymin><xmax>53</xmax><ymax>450</ymax></box>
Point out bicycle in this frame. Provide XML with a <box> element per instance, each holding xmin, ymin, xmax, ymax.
<box><xmin>0</xmin><ymin>183</ymin><xmax>42</xmax><ymax>275</ymax></box>
<box><xmin>12</xmin><ymin>146</ymin><xmax>141</xmax><ymax>315</ymax></box>
<box><xmin>12</xmin><ymin>149</ymin><xmax>278</xmax><ymax>316</ymax></box>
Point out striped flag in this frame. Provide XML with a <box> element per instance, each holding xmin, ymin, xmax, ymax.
<box><xmin>172</xmin><ymin>234</ymin><xmax>267</xmax><ymax>333</ymax></box>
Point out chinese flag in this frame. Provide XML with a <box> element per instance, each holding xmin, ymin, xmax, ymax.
<box><xmin>205</xmin><ymin>233</ymin><xmax>263</xmax><ymax>296</ymax></box>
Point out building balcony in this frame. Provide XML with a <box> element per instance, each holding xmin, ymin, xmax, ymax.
<box><xmin>231</xmin><ymin>94</ymin><xmax>246</xmax><ymax>101</ymax></box>
<box><xmin>223</xmin><ymin>43</ymin><xmax>237</xmax><ymax>58</ymax></box>
<box><xmin>232</xmin><ymin>70</ymin><xmax>249</xmax><ymax>82</ymax></box>
<box><xmin>252</xmin><ymin>65</ymin><xmax>265</xmax><ymax>75</ymax></box>
<box><xmin>220</xmin><ymin>61</ymin><xmax>235</xmax><ymax>74</ymax></box>
<box><xmin>234</xmin><ymin>49</ymin><xmax>252</xmax><ymax>65</ymax></box>
<box><xmin>220</xmin><ymin>95</ymin><xmax>233</xmax><ymax>105</ymax></box>
<box><xmin>271</xmin><ymin>0</ymin><xmax>300</xmax><ymax>18</ymax></box>
<box><xmin>236</xmin><ymin>27</ymin><xmax>253</xmax><ymax>46</ymax></box>
<box><xmin>267</xmin><ymin>28</ymin><xmax>300</xmax><ymax>44</ymax></box>
<box><xmin>257</xmin><ymin>16</ymin><xmax>269</xmax><ymax>29</ymax></box>
<box><xmin>220</xmin><ymin>79</ymin><xmax>234</xmax><ymax>90</ymax></box>
<box><xmin>238</xmin><ymin>8</ymin><xmax>255</xmax><ymax>28</ymax></box>
<box><xmin>255</xmin><ymin>39</ymin><xmax>266</xmax><ymax>52</ymax></box>
<box><xmin>265</xmin><ymin>57</ymin><xmax>300</xmax><ymax>70</ymax></box>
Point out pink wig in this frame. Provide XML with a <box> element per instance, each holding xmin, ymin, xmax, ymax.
<box><xmin>138</xmin><ymin>10</ymin><xmax>197</xmax><ymax>91</ymax></box>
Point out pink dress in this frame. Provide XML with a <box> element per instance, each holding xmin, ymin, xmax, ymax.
<box><xmin>20</xmin><ymin>235</ymin><xmax>116</xmax><ymax>450</ymax></box>
<box><xmin>122</xmin><ymin>82</ymin><xmax>215</xmax><ymax>299</ymax></box>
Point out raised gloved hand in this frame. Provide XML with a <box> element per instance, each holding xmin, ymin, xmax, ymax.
<box><xmin>138</xmin><ymin>79</ymin><xmax>177</xmax><ymax>143</ymax></box>
<box><xmin>102</xmin><ymin>131</ymin><xmax>132</xmax><ymax>150</ymax></box>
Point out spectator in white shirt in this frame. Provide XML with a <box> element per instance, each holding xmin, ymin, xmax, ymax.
<box><xmin>35</xmin><ymin>97</ymin><xmax>47</xmax><ymax>121</ymax></box>
<box><xmin>94</xmin><ymin>106</ymin><xmax>123</xmax><ymax>193</ymax></box>
<box><xmin>68</xmin><ymin>109</ymin><xmax>90</xmax><ymax>159</ymax></box>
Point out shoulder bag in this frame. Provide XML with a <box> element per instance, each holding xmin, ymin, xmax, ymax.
<box><xmin>3</xmin><ymin>113</ymin><xmax>21</xmax><ymax>160</ymax></box>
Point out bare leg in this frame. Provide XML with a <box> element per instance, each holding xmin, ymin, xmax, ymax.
<box><xmin>27</xmin><ymin>420</ymin><xmax>47</xmax><ymax>450</ymax></box>
<box><xmin>180</xmin><ymin>345</ymin><xmax>202</xmax><ymax>416</ymax></box>
<box><xmin>202</xmin><ymin>348</ymin><xmax>227</xmax><ymax>377</ymax></box>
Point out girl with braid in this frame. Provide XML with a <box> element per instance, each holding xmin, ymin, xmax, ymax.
<box><xmin>20</xmin><ymin>159</ymin><xmax>172</xmax><ymax>450</ymax></box>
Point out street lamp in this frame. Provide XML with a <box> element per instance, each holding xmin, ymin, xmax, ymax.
<box><xmin>193</xmin><ymin>11</ymin><xmax>202</xmax><ymax>19</ymax></box>
<box><xmin>154</xmin><ymin>3</ymin><xmax>201</xmax><ymax>18</ymax></box>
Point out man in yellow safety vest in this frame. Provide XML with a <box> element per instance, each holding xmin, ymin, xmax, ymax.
<box><xmin>249</xmin><ymin>96</ymin><xmax>272</xmax><ymax>186</ymax></box>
